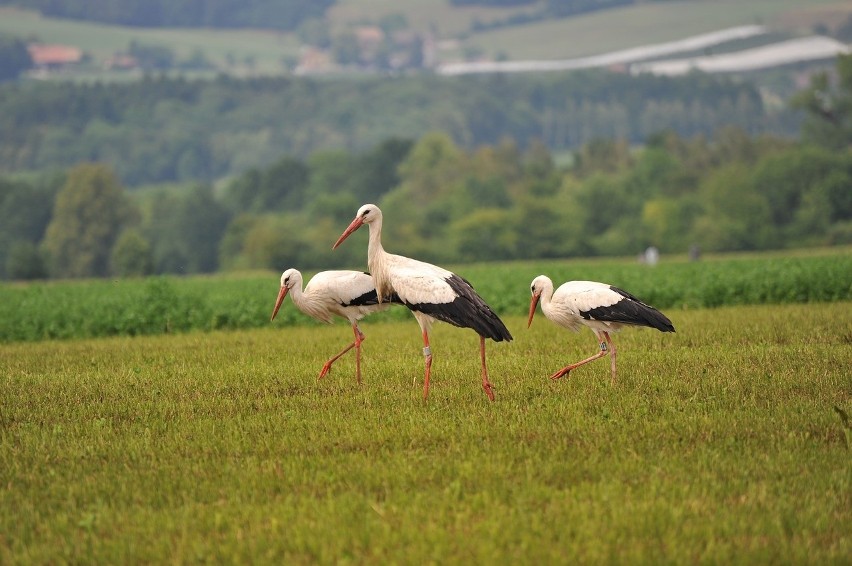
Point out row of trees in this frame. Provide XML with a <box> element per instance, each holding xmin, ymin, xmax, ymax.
<box><xmin>0</xmin><ymin>70</ymin><xmax>788</xmax><ymax>186</ymax></box>
<box><xmin>0</xmin><ymin>137</ymin><xmax>413</xmax><ymax>280</ymax></box>
<box><xmin>2</xmin><ymin>127</ymin><xmax>849</xmax><ymax>281</ymax></box>
<box><xmin>0</xmin><ymin>35</ymin><xmax>31</xmax><ymax>82</ymax></box>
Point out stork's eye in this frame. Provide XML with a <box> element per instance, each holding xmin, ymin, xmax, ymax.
<box><xmin>284</xmin><ymin>277</ymin><xmax>290</xmax><ymax>285</ymax></box>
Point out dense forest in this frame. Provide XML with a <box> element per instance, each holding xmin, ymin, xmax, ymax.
<box><xmin>0</xmin><ymin>0</ymin><xmax>334</xmax><ymax>30</ymax></box>
<box><xmin>0</xmin><ymin>70</ymin><xmax>792</xmax><ymax>186</ymax></box>
<box><xmin>1</xmin><ymin>55</ymin><xmax>850</xmax><ymax>282</ymax></box>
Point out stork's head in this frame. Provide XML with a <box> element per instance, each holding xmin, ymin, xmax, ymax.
<box><xmin>333</xmin><ymin>204</ymin><xmax>381</xmax><ymax>249</ymax></box>
<box><xmin>527</xmin><ymin>275</ymin><xmax>551</xmax><ymax>328</ymax></box>
<box><xmin>271</xmin><ymin>268</ymin><xmax>301</xmax><ymax>321</ymax></box>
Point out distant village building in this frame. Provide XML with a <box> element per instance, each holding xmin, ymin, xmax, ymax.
<box><xmin>421</xmin><ymin>33</ymin><xmax>437</xmax><ymax>69</ymax></box>
<box><xmin>295</xmin><ymin>46</ymin><xmax>334</xmax><ymax>75</ymax></box>
<box><xmin>355</xmin><ymin>26</ymin><xmax>384</xmax><ymax>64</ymax></box>
<box><xmin>104</xmin><ymin>54</ymin><xmax>139</xmax><ymax>71</ymax></box>
<box><xmin>355</xmin><ymin>26</ymin><xmax>384</xmax><ymax>46</ymax></box>
<box><xmin>27</xmin><ymin>44</ymin><xmax>83</xmax><ymax>70</ymax></box>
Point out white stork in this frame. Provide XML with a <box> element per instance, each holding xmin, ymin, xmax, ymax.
<box><xmin>332</xmin><ymin>204</ymin><xmax>512</xmax><ymax>401</ymax></box>
<box><xmin>270</xmin><ymin>268</ymin><xmax>396</xmax><ymax>384</ymax></box>
<box><xmin>528</xmin><ymin>275</ymin><xmax>674</xmax><ymax>383</ymax></box>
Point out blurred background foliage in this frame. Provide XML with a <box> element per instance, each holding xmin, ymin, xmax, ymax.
<box><xmin>0</xmin><ymin>55</ymin><xmax>850</xmax><ymax>281</ymax></box>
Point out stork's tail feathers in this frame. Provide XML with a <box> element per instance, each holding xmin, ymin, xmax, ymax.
<box><xmin>642</xmin><ymin>307</ymin><xmax>675</xmax><ymax>333</ymax></box>
<box><xmin>478</xmin><ymin>308</ymin><xmax>513</xmax><ymax>342</ymax></box>
<box><xmin>608</xmin><ymin>286</ymin><xmax>675</xmax><ymax>332</ymax></box>
<box><xmin>414</xmin><ymin>274</ymin><xmax>513</xmax><ymax>342</ymax></box>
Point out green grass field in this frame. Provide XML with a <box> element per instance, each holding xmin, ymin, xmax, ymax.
<box><xmin>1</xmin><ymin>300</ymin><xmax>850</xmax><ymax>563</ymax></box>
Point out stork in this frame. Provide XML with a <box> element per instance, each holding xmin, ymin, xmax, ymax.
<box><xmin>333</xmin><ymin>204</ymin><xmax>512</xmax><ymax>401</ymax></box>
<box><xmin>270</xmin><ymin>268</ymin><xmax>395</xmax><ymax>384</ymax></box>
<box><xmin>527</xmin><ymin>275</ymin><xmax>674</xmax><ymax>383</ymax></box>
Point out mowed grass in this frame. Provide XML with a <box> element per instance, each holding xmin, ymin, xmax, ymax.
<box><xmin>1</xmin><ymin>303</ymin><xmax>850</xmax><ymax>563</ymax></box>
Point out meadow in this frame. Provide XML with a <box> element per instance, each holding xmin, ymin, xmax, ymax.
<box><xmin>0</xmin><ymin>304</ymin><xmax>849</xmax><ymax>563</ymax></box>
<box><xmin>0</xmin><ymin>250</ymin><xmax>850</xmax><ymax>562</ymax></box>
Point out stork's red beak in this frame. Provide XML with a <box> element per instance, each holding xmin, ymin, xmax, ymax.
<box><xmin>332</xmin><ymin>215</ymin><xmax>364</xmax><ymax>249</ymax></box>
<box><xmin>527</xmin><ymin>292</ymin><xmax>541</xmax><ymax>328</ymax></box>
<box><xmin>271</xmin><ymin>286</ymin><xmax>289</xmax><ymax>321</ymax></box>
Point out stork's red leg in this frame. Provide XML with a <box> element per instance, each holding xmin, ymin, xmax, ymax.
<box><xmin>422</xmin><ymin>329</ymin><xmax>432</xmax><ymax>400</ymax></box>
<box><xmin>603</xmin><ymin>331</ymin><xmax>617</xmax><ymax>385</ymax></box>
<box><xmin>550</xmin><ymin>332</ymin><xmax>610</xmax><ymax>380</ymax></box>
<box><xmin>318</xmin><ymin>323</ymin><xmax>363</xmax><ymax>383</ymax></box>
<box><xmin>480</xmin><ymin>335</ymin><xmax>495</xmax><ymax>401</ymax></box>
<box><xmin>318</xmin><ymin>342</ymin><xmax>355</xmax><ymax>380</ymax></box>
<box><xmin>354</xmin><ymin>324</ymin><xmax>366</xmax><ymax>385</ymax></box>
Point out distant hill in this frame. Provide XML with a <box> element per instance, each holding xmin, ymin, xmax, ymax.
<box><xmin>0</xmin><ymin>0</ymin><xmax>334</xmax><ymax>30</ymax></box>
<box><xmin>328</xmin><ymin>0</ymin><xmax>850</xmax><ymax>61</ymax></box>
<box><xmin>0</xmin><ymin>0</ymin><xmax>839</xmax><ymax>184</ymax></box>
<box><xmin>0</xmin><ymin>71</ymin><xmax>778</xmax><ymax>186</ymax></box>
<box><xmin>0</xmin><ymin>0</ymin><xmax>642</xmax><ymax>32</ymax></box>
<box><xmin>1</xmin><ymin>0</ymin><xmax>848</xmax><ymax>80</ymax></box>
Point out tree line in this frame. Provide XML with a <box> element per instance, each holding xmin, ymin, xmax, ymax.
<box><xmin>0</xmin><ymin>71</ymin><xmax>792</xmax><ymax>187</ymax></box>
<box><xmin>1</xmin><ymin>55</ymin><xmax>849</xmax><ymax>281</ymax></box>
<box><xmin>0</xmin><ymin>35</ymin><xmax>31</xmax><ymax>82</ymax></box>
<box><xmin>0</xmin><ymin>130</ymin><xmax>847</xmax><ymax>280</ymax></box>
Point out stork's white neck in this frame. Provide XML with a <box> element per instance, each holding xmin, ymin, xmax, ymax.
<box><xmin>289</xmin><ymin>279</ymin><xmax>327</xmax><ymax>321</ymax></box>
<box><xmin>288</xmin><ymin>280</ymin><xmax>304</xmax><ymax>308</ymax></box>
<box><xmin>287</xmin><ymin>279</ymin><xmax>314</xmax><ymax>317</ymax></box>
<box><xmin>366</xmin><ymin>216</ymin><xmax>391</xmax><ymax>301</ymax></box>
<box><xmin>538</xmin><ymin>278</ymin><xmax>555</xmax><ymax>315</ymax></box>
<box><xmin>366</xmin><ymin>215</ymin><xmax>384</xmax><ymax>267</ymax></box>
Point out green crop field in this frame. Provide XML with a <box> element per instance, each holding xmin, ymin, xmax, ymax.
<box><xmin>1</xmin><ymin>302</ymin><xmax>849</xmax><ymax>563</ymax></box>
<box><xmin>1</xmin><ymin>248</ymin><xmax>849</xmax><ymax>343</ymax></box>
<box><xmin>1</xmin><ymin>250</ymin><xmax>851</xmax><ymax>562</ymax></box>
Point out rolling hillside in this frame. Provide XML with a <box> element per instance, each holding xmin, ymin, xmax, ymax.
<box><xmin>456</xmin><ymin>0</ymin><xmax>848</xmax><ymax>60</ymax></box>
<box><xmin>1</xmin><ymin>0</ymin><xmax>848</xmax><ymax>80</ymax></box>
